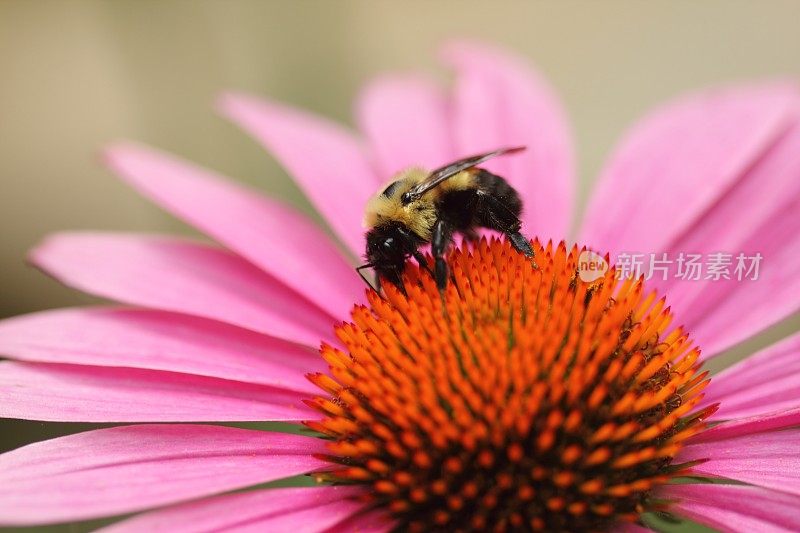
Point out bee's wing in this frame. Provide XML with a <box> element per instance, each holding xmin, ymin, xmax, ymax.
<box><xmin>401</xmin><ymin>146</ymin><xmax>526</xmax><ymax>203</ymax></box>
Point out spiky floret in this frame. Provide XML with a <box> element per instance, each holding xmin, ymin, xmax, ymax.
<box><xmin>306</xmin><ymin>239</ymin><xmax>716</xmax><ymax>532</ymax></box>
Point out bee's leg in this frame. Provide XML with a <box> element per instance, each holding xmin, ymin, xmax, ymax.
<box><xmin>386</xmin><ymin>267</ymin><xmax>406</xmax><ymax>296</ymax></box>
<box><xmin>461</xmin><ymin>228</ymin><xmax>481</xmax><ymax>244</ymax></box>
<box><xmin>394</xmin><ymin>276</ymin><xmax>407</xmax><ymax>296</ymax></box>
<box><xmin>508</xmin><ymin>232</ymin><xmax>534</xmax><ymax>258</ymax></box>
<box><xmin>395</xmin><ymin>225</ymin><xmax>434</xmax><ymax>279</ymax></box>
<box><xmin>411</xmin><ymin>250</ymin><xmax>434</xmax><ymax>277</ymax></box>
<box><xmin>432</xmin><ymin>218</ymin><xmax>454</xmax><ymax>291</ymax></box>
<box><xmin>477</xmin><ymin>190</ymin><xmax>534</xmax><ymax>258</ymax></box>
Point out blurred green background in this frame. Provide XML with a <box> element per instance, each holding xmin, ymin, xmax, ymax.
<box><xmin>1</xmin><ymin>1</ymin><xmax>799</xmax><ymax>531</ymax></box>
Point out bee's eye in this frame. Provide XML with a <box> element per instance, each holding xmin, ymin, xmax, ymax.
<box><xmin>383</xmin><ymin>237</ymin><xmax>395</xmax><ymax>249</ymax></box>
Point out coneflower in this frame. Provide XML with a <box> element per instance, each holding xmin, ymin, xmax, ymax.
<box><xmin>1</xmin><ymin>41</ymin><xmax>799</xmax><ymax>532</ymax></box>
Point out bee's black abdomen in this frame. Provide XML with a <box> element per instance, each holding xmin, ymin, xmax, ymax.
<box><xmin>433</xmin><ymin>168</ymin><xmax>527</xmax><ymax>238</ymax></box>
<box><xmin>474</xmin><ymin>169</ymin><xmax>523</xmax><ymax>216</ymax></box>
<box><xmin>437</xmin><ymin>188</ymin><xmax>480</xmax><ymax>230</ymax></box>
<box><xmin>473</xmin><ymin>169</ymin><xmax>524</xmax><ymax>232</ymax></box>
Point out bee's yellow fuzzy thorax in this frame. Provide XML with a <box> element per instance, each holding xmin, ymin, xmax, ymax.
<box><xmin>363</xmin><ymin>167</ymin><xmax>475</xmax><ymax>241</ymax></box>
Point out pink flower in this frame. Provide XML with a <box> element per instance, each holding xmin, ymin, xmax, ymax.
<box><xmin>1</xmin><ymin>40</ymin><xmax>800</xmax><ymax>532</ymax></box>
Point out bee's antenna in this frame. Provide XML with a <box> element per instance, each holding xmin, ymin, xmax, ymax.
<box><xmin>356</xmin><ymin>263</ymin><xmax>380</xmax><ymax>294</ymax></box>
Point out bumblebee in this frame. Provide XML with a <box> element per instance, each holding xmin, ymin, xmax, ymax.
<box><xmin>359</xmin><ymin>146</ymin><xmax>534</xmax><ymax>293</ymax></box>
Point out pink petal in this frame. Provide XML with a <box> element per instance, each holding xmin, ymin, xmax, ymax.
<box><xmin>678</xmin><ymin>429</ymin><xmax>800</xmax><ymax>497</ymax></box>
<box><xmin>104</xmin><ymin>142</ymin><xmax>363</xmax><ymax>319</ymax></box>
<box><xmin>702</xmin><ymin>332</ymin><xmax>800</xmax><ymax>419</ymax></box>
<box><xmin>580</xmin><ymin>82</ymin><xmax>797</xmax><ymax>255</ymax></box>
<box><xmin>666</xmin><ymin>116</ymin><xmax>800</xmax><ymax>260</ymax></box>
<box><xmin>690</xmin><ymin>407</ymin><xmax>800</xmax><ymax>443</ymax></box>
<box><xmin>658</xmin><ymin>117</ymin><xmax>800</xmax><ymax>333</ymax></box>
<box><xmin>0</xmin><ymin>361</ymin><xmax>312</xmax><ymax>422</ymax></box>
<box><xmin>100</xmin><ymin>486</ymin><xmax>365</xmax><ymax>533</ymax></box>
<box><xmin>659</xmin><ymin>483</ymin><xmax>800</xmax><ymax>532</ymax></box>
<box><xmin>357</xmin><ymin>74</ymin><xmax>453</xmax><ymax>176</ymax></box>
<box><xmin>30</xmin><ymin>232</ymin><xmax>334</xmax><ymax>346</ymax></box>
<box><xmin>670</xmin><ymin>195</ymin><xmax>800</xmax><ymax>357</ymax></box>
<box><xmin>0</xmin><ymin>307</ymin><xmax>323</xmax><ymax>394</ymax></box>
<box><xmin>0</xmin><ymin>424</ymin><xmax>327</xmax><ymax>525</ymax></box>
<box><xmin>217</xmin><ymin>92</ymin><xmax>379</xmax><ymax>256</ymax></box>
<box><xmin>441</xmin><ymin>40</ymin><xmax>575</xmax><ymax>242</ymax></box>
<box><xmin>326</xmin><ymin>509</ymin><xmax>393</xmax><ymax>533</ymax></box>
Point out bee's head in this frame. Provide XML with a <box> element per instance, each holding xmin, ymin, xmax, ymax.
<box><xmin>365</xmin><ymin>223</ymin><xmax>414</xmax><ymax>262</ymax></box>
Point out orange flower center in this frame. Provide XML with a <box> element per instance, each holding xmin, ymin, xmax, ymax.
<box><xmin>306</xmin><ymin>239</ymin><xmax>716</xmax><ymax>532</ymax></box>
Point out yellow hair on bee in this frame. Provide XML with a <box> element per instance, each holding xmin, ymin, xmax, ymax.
<box><xmin>363</xmin><ymin>167</ymin><xmax>477</xmax><ymax>241</ymax></box>
<box><xmin>363</xmin><ymin>168</ymin><xmax>434</xmax><ymax>239</ymax></box>
<box><xmin>438</xmin><ymin>168</ymin><xmax>477</xmax><ymax>193</ymax></box>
